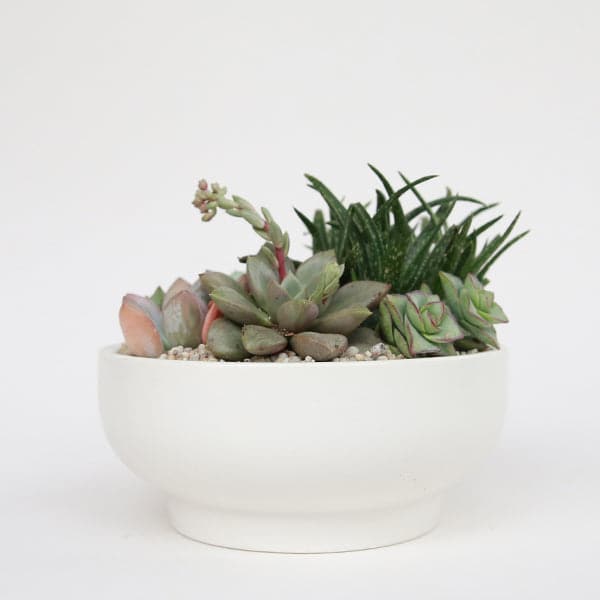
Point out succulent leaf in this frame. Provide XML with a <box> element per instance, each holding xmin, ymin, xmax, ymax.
<box><xmin>207</xmin><ymin>318</ymin><xmax>250</xmax><ymax>360</ymax></box>
<box><xmin>264</xmin><ymin>279</ymin><xmax>292</xmax><ymax>320</ymax></box>
<box><xmin>119</xmin><ymin>294</ymin><xmax>165</xmax><ymax>357</ymax></box>
<box><xmin>162</xmin><ymin>289</ymin><xmax>204</xmax><ymax>348</ymax></box>
<box><xmin>163</xmin><ymin>277</ymin><xmax>191</xmax><ymax>306</ymax></box>
<box><xmin>295</xmin><ymin>250</ymin><xmax>337</xmax><ymax>284</ymax></box>
<box><xmin>281</xmin><ymin>272</ymin><xmax>306</xmax><ymax>298</ymax></box>
<box><xmin>290</xmin><ymin>332</ymin><xmax>348</xmax><ymax>361</ymax></box>
<box><xmin>210</xmin><ymin>286</ymin><xmax>272</xmax><ymax>327</ymax></box>
<box><xmin>311</xmin><ymin>305</ymin><xmax>371</xmax><ymax>335</ymax></box>
<box><xmin>247</xmin><ymin>255</ymin><xmax>278</xmax><ymax>312</ymax></box>
<box><xmin>325</xmin><ymin>281</ymin><xmax>391</xmax><ymax>313</ymax></box>
<box><xmin>307</xmin><ymin>262</ymin><xmax>345</xmax><ymax>305</ymax></box>
<box><xmin>379</xmin><ymin>291</ymin><xmax>463</xmax><ymax>358</ymax></box>
<box><xmin>150</xmin><ymin>286</ymin><xmax>165</xmax><ymax>308</ymax></box>
<box><xmin>200</xmin><ymin>271</ymin><xmax>246</xmax><ymax>295</ymax></box>
<box><xmin>276</xmin><ymin>299</ymin><xmax>319</xmax><ymax>332</ymax></box>
<box><xmin>241</xmin><ymin>325</ymin><xmax>288</xmax><ymax>355</ymax></box>
<box><xmin>404</xmin><ymin>317</ymin><xmax>442</xmax><ymax>356</ymax></box>
<box><xmin>439</xmin><ymin>271</ymin><xmax>507</xmax><ymax>348</ymax></box>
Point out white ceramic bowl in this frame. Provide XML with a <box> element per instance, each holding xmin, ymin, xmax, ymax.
<box><xmin>98</xmin><ymin>345</ymin><xmax>507</xmax><ymax>552</ymax></box>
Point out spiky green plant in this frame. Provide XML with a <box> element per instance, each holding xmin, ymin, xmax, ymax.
<box><xmin>295</xmin><ymin>165</ymin><xmax>529</xmax><ymax>294</ymax></box>
<box><xmin>201</xmin><ymin>249</ymin><xmax>390</xmax><ymax>361</ymax></box>
<box><xmin>439</xmin><ymin>272</ymin><xmax>508</xmax><ymax>350</ymax></box>
<box><xmin>379</xmin><ymin>290</ymin><xmax>464</xmax><ymax>358</ymax></box>
<box><xmin>119</xmin><ymin>278</ymin><xmax>208</xmax><ymax>357</ymax></box>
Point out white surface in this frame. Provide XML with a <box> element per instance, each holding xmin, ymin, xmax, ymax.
<box><xmin>99</xmin><ymin>346</ymin><xmax>506</xmax><ymax>551</ymax></box>
<box><xmin>1</xmin><ymin>0</ymin><xmax>599</xmax><ymax>597</ymax></box>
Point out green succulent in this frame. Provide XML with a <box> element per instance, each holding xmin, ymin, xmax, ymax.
<box><xmin>379</xmin><ymin>290</ymin><xmax>464</xmax><ymax>358</ymax></box>
<box><xmin>295</xmin><ymin>165</ymin><xmax>529</xmax><ymax>294</ymax></box>
<box><xmin>201</xmin><ymin>249</ymin><xmax>390</xmax><ymax>361</ymax></box>
<box><xmin>439</xmin><ymin>272</ymin><xmax>508</xmax><ymax>349</ymax></box>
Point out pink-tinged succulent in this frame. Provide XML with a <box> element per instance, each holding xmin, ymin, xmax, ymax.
<box><xmin>119</xmin><ymin>278</ymin><xmax>208</xmax><ymax>357</ymax></box>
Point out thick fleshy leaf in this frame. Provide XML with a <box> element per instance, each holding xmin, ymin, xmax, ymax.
<box><xmin>191</xmin><ymin>277</ymin><xmax>210</xmax><ymax>306</ymax></box>
<box><xmin>405</xmin><ymin>294</ymin><xmax>426</xmax><ymax>331</ymax></box>
<box><xmin>463</xmin><ymin>321</ymin><xmax>499</xmax><ymax>348</ymax></box>
<box><xmin>439</xmin><ymin>271</ymin><xmax>462</xmax><ymax>314</ymax></box>
<box><xmin>290</xmin><ymin>332</ymin><xmax>348</xmax><ymax>361</ymax></box>
<box><xmin>200</xmin><ymin>271</ymin><xmax>246</xmax><ymax>295</ymax></box>
<box><xmin>473</xmin><ymin>288</ymin><xmax>494</xmax><ymax>312</ymax></box>
<box><xmin>210</xmin><ymin>287</ymin><xmax>272</xmax><ymax>327</ymax></box>
<box><xmin>459</xmin><ymin>290</ymin><xmax>489</xmax><ymax>327</ymax></box>
<box><xmin>423</xmin><ymin>311</ymin><xmax>464</xmax><ymax>344</ymax></box>
<box><xmin>306</xmin><ymin>262</ymin><xmax>344</xmax><ymax>304</ymax></box>
<box><xmin>423</xmin><ymin>301</ymin><xmax>444</xmax><ymax>328</ymax></box>
<box><xmin>378</xmin><ymin>301</ymin><xmax>395</xmax><ymax>344</ymax></box>
<box><xmin>281</xmin><ymin>272</ymin><xmax>306</xmax><ymax>299</ymax></box>
<box><xmin>163</xmin><ymin>290</ymin><xmax>205</xmax><ymax>348</ymax></box>
<box><xmin>482</xmin><ymin>302</ymin><xmax>509</xmax><ymax>324</ymax></box>
<box><xmin>406</xmin><ymin>290</ymin><xmax>429</xmax><ymax>310</ymax></box>
<box><xmin>383</xmin><ymin>295</ymin><xmax>409</xmax><ymax>333</ymax></box>
<box><xmin>163</xmin><ymin>278</ymin><xmax>191</xmax><ymax>306</ymax></box>
<box><xmin>119</xmin><ymin>294</ymin><xmax>164</xmax><ymax>357</ymax></box>
<box><xmin>264</xmin><ymin>279</ymin><xmax>292</xmax><ymax>320</ymax></box>
<box><xmin>325</xmin><ymin>281</ymin><xmax>391</xmax><ymax>313</ymax></box>
<box><xmin>276</xmin><ymin>299</ymin><xmax>319</xmax><ymax>332</ymax></box>
<box><xmin>207</xmin><ymin>318</ymin><xmax>250</xmax><ymax>360</ymax></box>
<box><xmin>241</xmin><ymin>325</ymin><xmax>288</xmax><ymax>355</ymax></box>
<box><xmin>404</xmin><ymin>317</ymin><xmax>442</xmax><ymax>356</ymax></box>
<box><xmin>149</xmin><ymin>286</ymin><xmax>165</xmax><ymax>308</ymax></box>
<box><xmin>246</xmin><ymin>255</ymin><xmax>278</xmax><ymax>312</ymax></box>
<box><xmin>311</xmin><ymin>306</ymin><xmax>371</xmax><ymax>335</ymax></box>
<box><xmin>392</xmin><ymin>328</ymin><xmax>411</xmax><ymax>358</ymax></box>
<box><xmin>465</xmin><ymin>273</ymin><xmax>484</xmax><ymax>291</ymax></box>
<box><xmin>295</xmin><ymin>250</ymin><xmax>337</xmax><ymax>284</ymax></box>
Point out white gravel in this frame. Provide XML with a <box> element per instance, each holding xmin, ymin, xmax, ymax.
<box><xmin>156</xmin><ymin>342</ymin><xmax>404</xmax><ymax>363</ymax></box>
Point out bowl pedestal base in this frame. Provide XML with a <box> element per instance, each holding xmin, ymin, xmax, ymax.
<box><xmin>166</xmin><ymin>496</ymin><xmax>441</xmax><ymax>553</ymax></box>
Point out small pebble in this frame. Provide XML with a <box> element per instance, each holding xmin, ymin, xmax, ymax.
<box><xmin>144</xmin><ymin>342</ymin><xmax>477</xmax><ymax>363</ymax></box>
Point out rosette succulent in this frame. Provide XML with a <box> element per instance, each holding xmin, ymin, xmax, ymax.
<box><xmin>379</xmin><ymin>290</ymin><xmax>464</xmax><ymax>357</ymax></box>
<box><xmin>439</xmin><ymin>272</ymin><xmax>508</xmax><ymax>349</ymax></box>
<box><xmin>119</xmin><ymin>278</ymin><xmax>208</xmax><ymax>357</ymax></box>
<box><xmin>201</xmin><ymin>248</ymin><xmax>390</xmax><ymax>361</ymax></box>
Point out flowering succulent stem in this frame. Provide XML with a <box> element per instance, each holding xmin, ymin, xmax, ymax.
<box><xmin>193</xmin><ymin>179</ymin><xmax>289</xmax><ymax>282</ymax></box>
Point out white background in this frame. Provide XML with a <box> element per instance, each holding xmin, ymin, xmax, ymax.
<box><xmin>1</xmin><ymin>0</ymin><xmax>599</xmax><ymax>598</ymax></box>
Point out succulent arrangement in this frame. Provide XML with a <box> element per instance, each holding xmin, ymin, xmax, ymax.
<box><xmin>119</xmin><ymin>166</ymin><xmax>527</xmax><ymax>361</ymax></box>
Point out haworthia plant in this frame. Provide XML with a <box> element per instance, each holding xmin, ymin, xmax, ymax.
<box><xmin>295</xmin><ymin>165</ymin><xmax>529</xmax><ymax>294</ymax></box>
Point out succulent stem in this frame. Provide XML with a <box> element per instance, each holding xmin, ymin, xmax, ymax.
<box><xmin>193</xmin><ymin>179</ymin><xmax>289</xmax><ymax>282</ymax></box>
<box><xmin>201</xmin><ymin>300</ymin><xmax>223</xmax><ymax>344</ymax></box>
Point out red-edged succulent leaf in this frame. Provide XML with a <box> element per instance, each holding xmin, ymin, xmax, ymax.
<box><xmin>119</xmin><ymin>294</ymin><xmax>164</xmax><ymax>357</ymax></box>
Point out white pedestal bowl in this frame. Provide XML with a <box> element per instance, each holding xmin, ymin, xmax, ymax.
<box><xmin>98</xmin><ymin>345</ymin><xmax>507</xmax><ymax>552</ymax></box>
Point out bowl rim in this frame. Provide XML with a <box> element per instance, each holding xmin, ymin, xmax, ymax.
<box><xmin>99</xmin><ymin>343</ymin><xmax>506</xmax><ymax>369</ymax></box>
